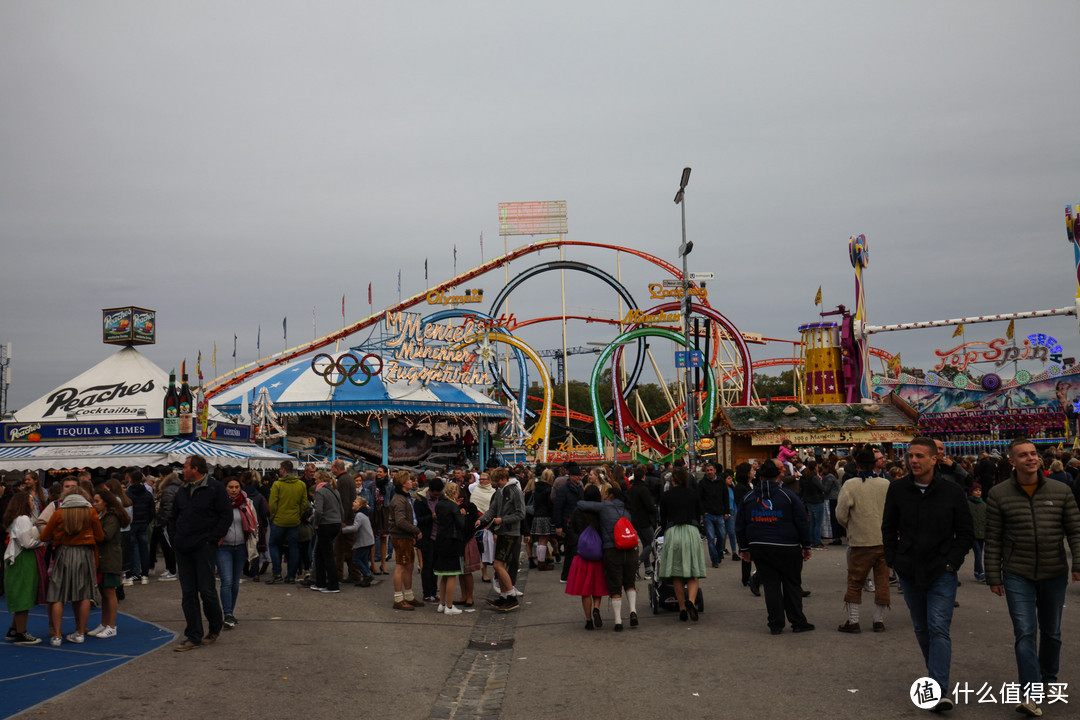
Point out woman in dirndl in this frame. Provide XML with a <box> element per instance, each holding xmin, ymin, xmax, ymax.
<box><xmin>564</xmin><ymin>485</ymin><xmax>608</xmax><ymax>630</ymax></box>
<box><xmin>4</xmin><ymin>491</ymin><xmax>44</xmax><ymax>645</ymax></box>
<box><xmin>658</xmin><ymin>467</ymin><xmax>707</xmax><ymax>622</ymax></box>
<box><xmin>40</xmin><ymin>489</ymin><xmax>103</xmax><ymax>646</ymax></box>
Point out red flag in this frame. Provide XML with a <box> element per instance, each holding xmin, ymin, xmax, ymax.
<box><xmin>342</xmin><ymin>294</ymin><xmax>345</xmax><ymax>319</ymax></box>
<box><xmin>368</xmin><ymin>283</ymin><xmax>372</xmax><ymax>305</ymax></box>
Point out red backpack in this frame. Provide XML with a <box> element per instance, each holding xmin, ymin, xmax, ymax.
<box><xmin>614</xmin><ymin>516</ymin><xmax>639</xmax><ymax>549</ymax></box>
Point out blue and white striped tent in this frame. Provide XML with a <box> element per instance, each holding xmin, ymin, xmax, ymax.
<box><xmin>212</xmin><ymin>356</ymin><xmax>511</xmax><ymax>419</ymax></box>
<box><xmin>0</xmin><ymin>438</ymin><xmax>292</xmax><ymax>472</ymax></box>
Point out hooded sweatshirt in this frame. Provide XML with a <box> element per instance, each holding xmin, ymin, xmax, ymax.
<box><xmin>735</xmin><ymin>479</ymin><xmax>810</xmax><ymax>550</ymax></box>
<box><xmin>269</xmin><ymin>475</ymin><xmax>308</xmax><ymax>528</ymax></box>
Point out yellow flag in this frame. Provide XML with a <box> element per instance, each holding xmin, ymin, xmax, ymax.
<box><xmin>212</xmin><ymin>342</ymin><xmax>217</xmax><ymax>369</ymax></box>
<box><xmin>814</xmin><ymin>286</ymin><xmax>822</xmax><ymax>306</ymax></box>
<box><xmin>1006</xmin><ymin>319</ymin><xmax>1014</xmax><ymax>340</ymax></box>
<box><xmin>952</xmin><ymin>324</ymin><xmax>964</xmax><ymax>338</ymax></box>
<box><xmin>887</xmin><ymin>353</ymin><xmax>901</xmax><ymax>376</ymax></box>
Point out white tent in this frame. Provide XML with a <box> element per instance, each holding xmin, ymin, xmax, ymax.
<box><xmin>1</xmin><ymin>346</ymin><xmax>292</xmax><ymax>471</ymax></box>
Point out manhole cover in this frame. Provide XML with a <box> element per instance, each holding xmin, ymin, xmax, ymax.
<box><xmin>468</xmin><ymin>639</ymin><xmax>515</xmax><ymax>651</ymax></box>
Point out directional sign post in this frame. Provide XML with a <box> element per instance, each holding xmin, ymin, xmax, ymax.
<box><xmin>689</xmin><ymin>271</ymin><xmax>714</xmax><ymax>281</ymax></box>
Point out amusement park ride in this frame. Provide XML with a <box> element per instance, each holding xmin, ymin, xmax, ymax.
<box><xmin>205</xmin><ymin>202</ymin><xmax>1080</xmax><ymax>467</ymax></box>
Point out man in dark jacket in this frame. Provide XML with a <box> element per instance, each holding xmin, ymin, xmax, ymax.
<box><xmin>125</xmin><ymin>470</ymin><xmax>155</xmax><ymax>584</ymax></box>
<box><xmin>169</xmin><ymin>454</ymin><xmax>231</xmax><ymax>652</ymax></box>
<box><xmin>985</xmin><ymin>438</ymin><xmax>1080</xmax><ymax>717</ymax></box>
<box><xmin>625</xmin><ymin>465</ymin><xmax>658</xmax><ymax>578</ymax></box>
<box><xmin>332</xmin><ymin>460</ymin><xmax>358</xmax><ymax>580</ymax></box>
<box><xmin>882</xmin><ymin>437</ymin><xmax>973</xmax><ymax>712</ymax></box>
<box><xmin>698</xmin><ymin>462</ymin><xmax>731</xmax><ymax>568</ymax></box>
<box><xmin>736</xmin><ymin>458</ymin><xmax>814</xmax><ymax>635</ymax></box>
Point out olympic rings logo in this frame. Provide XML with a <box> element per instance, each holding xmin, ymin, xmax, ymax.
<box><xmin>311</xmin><ymin>353</ymin><xmax>383</xmax><ymax>387</ymax></box>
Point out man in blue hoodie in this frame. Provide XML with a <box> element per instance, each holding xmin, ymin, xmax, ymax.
<box><xmin>736</xmin><ymin>458</ymin><xmax>814</xmax><ymax>635</ymax></box>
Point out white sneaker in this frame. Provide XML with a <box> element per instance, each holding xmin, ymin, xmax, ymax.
<box><xmin>122</xmin><ymin>577</ymin><xmax>134</xmax><ymax>587</ymax></box>
<box><xmin>140</xmin><ymin>576</ymin><xmax>149</xmax><ymax>585</ymax></box>
<box><xmin>493</xmin><ymin>580</ymin><xmax>501</xmax><ymax>593</ymax></box>
<box><xmin>66</xmin><ymin>633</ymin><xmax>85</xmax><ymax>644</ymax></box>
<box><xmin>50</xmin><ymin>636</ymin><xmax>62</xmax><ymax>647</ymax></box>
<box><xmin>158</xmin><ymin>571</ymin><xmax>177</xmax><ymax>581</ymax></box>
<box><xmin>87</xmin><ymin>625</ymin><xmax>107</xmax><ymax>638</ymax></box>
<box><xmin>437</xmin><ymin>604</ymin><xmax>445</xmax><ymax>613</ymax></box>
<box><xmin>444</xmin><ymin>605</ymin><xmax>463</xmax><ymax>615</ymax></box>
<box><xmin>511</xmin><ymin>588</ymin><xmax>524</xmax><ymax>597</ymax></box>
<box><xmin>96</xmin><ymin>626</ymin><xmax>117</xmax><ymax>639</ymax></box>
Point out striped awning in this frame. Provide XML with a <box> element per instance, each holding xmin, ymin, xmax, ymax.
<box><xmin>0</xmin><ymin>438</ymin><xmax>292</xmax><ymax>472</ymax></box>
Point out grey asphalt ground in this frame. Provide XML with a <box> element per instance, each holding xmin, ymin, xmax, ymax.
<box><xmin>12</xmin><ymin>543</ymin><xmax>1080</xmax><ymax>720</ymax></box>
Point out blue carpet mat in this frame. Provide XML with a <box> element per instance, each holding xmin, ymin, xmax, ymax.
<box><xmin>0</xmin><ymin>598</ymin><xmax>176</xmax><ymax>719</ymax></box>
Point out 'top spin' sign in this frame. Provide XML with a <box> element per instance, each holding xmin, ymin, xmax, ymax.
<box><xmin>933</xmin><ymin>332</ymin><xmax>1065</xmax><ymax>374</ymax></box>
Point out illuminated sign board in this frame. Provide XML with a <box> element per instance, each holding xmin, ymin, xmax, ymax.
<box><xmin>648</xmin><ymin>284</ymin><xmax>707</xmax><ymax>300</ymax></box>
<box><xmin>426</xmin><ymin>289</ymin><xmax>484</xmax><ymax>305</ymax></box>
<box><xmin>384</xmin><ymin>312</ymin><xmax>496</xmax><ymax>385</ymax></box>
<box><xmin>933</xmin><ymin>333</ymin><xmax>1065</xmax><ymax>373</ymax></box>
<box><xmin>498</xmin><ymin>201</ymin><xmax>568</xmax><ymax>236</ymax></box>
<box><xmin>103</xmin><ymin>306</ymin><xmax>156</xmax><ymax>346</ymax></box>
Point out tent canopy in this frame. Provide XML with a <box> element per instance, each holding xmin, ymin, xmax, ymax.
<box><xmin>212</xmin><ymin>356</ymin><xmax>511</xmax><ymax>418</ymax></box>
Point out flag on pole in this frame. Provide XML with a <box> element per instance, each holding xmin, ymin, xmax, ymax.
<box><xmin>257</xmin><ymin>325</ymin><xmax>261</xmax><ymax>353</ymax></box>
<box><xmin>212</xmin><ymin>343</ymin><xmax>217</xmax><ymax>369</ymax></box>
<box><xmin>341</xmin><ymin>295</ymin><xmax>345</xmax><ymax>319</ymax></box>
<box><xmin>312</xmin><ymin>306</ymin><xmax>316</xmax><ymax>338</ymax></box>
<box><xmin>453</xmin><ymin>244</ymin><xmax>457</xmax><ymax>274</ymax></box>
<box><xmin>814</xmin><ymin>286</ymin><xmax>822</xmax><ymax>306</ymax></box>
<box><xmin>424</xmin><ymin>258</ymin><xmax>428</xmax><ymax>283</ymax></box>
<box><xmin>397</xmin><ymin>270</ymin><xmax>401</xmax><ymax>294</ymax></box>
<box><xmin>1006</xmin><ymin>319</ymin><xmax>1015</xmax><ymax>340</ymax></box>
<box><xmin>283</xmin><ymin>317</ymin><xmax>287</xmax><ymax>340</ymax></box>
<box><xmin>368</xmin><ymin>282</ymin><xmax>372</xmax><ymax>305</ymax></box>
<box><xmin>480</xmin><ymin>232</ymin><xmax>484</xmax><ymax>262</ymax></box>
<box><xmin>233</xmin><ymin>334</ymin><xmax>237</xmax><ymax>358</ymax></box>
<box><xmin>197</xmin><ymin>351</ymin><xmax>203</xmax><ymax>385</ymax></box>
<box><xmin>952</xmin><ymin>324</ymin><xmax>964</xmax><ymax>338</ymax></box>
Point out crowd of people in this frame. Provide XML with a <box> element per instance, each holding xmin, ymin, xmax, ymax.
<box><xmin>3</xmin><ymin>439</ymin><xmax>1079</xmax><ymax>716</ymax></box>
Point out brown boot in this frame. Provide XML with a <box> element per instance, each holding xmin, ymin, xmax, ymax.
<box><xmin>407</xmin><ymin>598</ymin><xmax>424</xmax><ymax>608</ymax></box>
<box><xmin>393</xmin><ymin>601</ymin><xmax>415</xmax><ymax>611</ymax></box>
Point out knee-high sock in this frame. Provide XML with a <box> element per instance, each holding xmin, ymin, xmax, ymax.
<box><xmin>536</xmin><ymin>544</ymin><xmax>547</xmax><ymax>562</ymax></box>
<box><xmin>626</xmin><ymin>588</ymin><xmax>637</xmax><ymax>614</ymax></box>
<box><xmin>873</xmin><ymin>603</ymin><xmax>887</xmax><ymax>623</ymax></box>
<box><xmin>846</xmin><ymin>601</ymin><xmax>859</xmax><ymax>624</ymax></box>
<box><xmin>612</xmin><ymin>597</ymin><xmax>623</xmax><ymax>625</ymax></box>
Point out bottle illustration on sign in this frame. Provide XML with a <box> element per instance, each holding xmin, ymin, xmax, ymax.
<box><xmin>179</xmin><ymin>360</ymin><xmax>193</xmax><ymax>436</ymax></box>
<box><xmin>163</xmin><ymin>369</ymin><xmax>179</xmax><ymax>437</ymax></box>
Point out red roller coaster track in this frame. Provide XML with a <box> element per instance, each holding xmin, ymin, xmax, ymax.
<box><xmin>206</xmin><ymin>239</ymin><xmax>708</xmax><ymax>398</ymax></box>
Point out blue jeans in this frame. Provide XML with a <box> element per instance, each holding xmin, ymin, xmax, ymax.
<box><xmin>971</xmin><ymin>539</ymin><xmax>984</xmax><ymax>577</ymax></box>
<box><xmin>703</xmin><ymin>514</ymin><xmax>726</xmax><ymax>564</ymax></box>
<box><xmin>268</xmin><ymin>523</ymin><xmax>299</xmax><ymax>580</ymax></box>
<box><xmin>1002</xmin><ymin>571</ymin><xmax>1069</xmax><ymax>689</ymax></box>
<box><xmin>806</xmin><ymin>503</ymin><xmax>825</xmax><ymax>547</ymax></box>
<box><xmin>216</xmin><ymin>544</ymin><xmax>246</xmax><ymax>617</ymax></box>
<box><xmin>898</xmin><ymin>571</ymin><xmax>958</xmax><ymax>692</ymax></box>
<box><xmin>352</xmin><ymin>546</ymin><xmax>373</xmax><ymax>579</ymax></box>
<box><xmin>721</xmin><ymin>514</ymin><xmax>738</xmax><ymax>555</ymax></box>
<box><xmin>129</xmin><ymin>525</ymin><xmax>150</xmax><ymax>578</ymax></box>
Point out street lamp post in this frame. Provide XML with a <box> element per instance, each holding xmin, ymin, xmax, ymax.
<box><xmin>674</xmin><ymin>167</ymin><xmax>696</xmax><ymax>470</ymax></box>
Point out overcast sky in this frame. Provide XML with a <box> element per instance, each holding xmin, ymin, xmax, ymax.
<box><xmin>3</xmin><ymin>2</ymin><xmax>1079</xmax><ymax>412</ymax></box>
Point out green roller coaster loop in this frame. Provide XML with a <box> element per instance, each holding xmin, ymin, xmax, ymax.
<box><xmin>589</xmin><ymin>327</ymin><xmax>716</xmax><ymax>463</ymax></box>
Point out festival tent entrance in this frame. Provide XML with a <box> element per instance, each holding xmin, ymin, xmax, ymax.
<box><xmin>0</xmin><ymin>345</ymin><xmax>292</xmax><ymax>472</ymax></box>
<box><xmin>211</xmin><ymin>355</ymin><xmax>512</xmax><ymax>467</ymax></box>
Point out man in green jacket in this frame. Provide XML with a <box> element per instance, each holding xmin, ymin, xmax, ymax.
<box><xmin>266</xmin><ymin>460</ymin><xmax>310</xmax><ymax>584</ymax></box>
<box><xmin>985</xmin><ymin>438</ymin><xmax>1080</xmax><ymax>718</ymax></box>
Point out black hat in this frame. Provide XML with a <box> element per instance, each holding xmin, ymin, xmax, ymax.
<box><xmin>759</xmin><ymin>460</ymin><xmax>781</xmax><ymax>480</ymax></box>
<box><xmin>565</xmin><ymin>462</ymin><xmax>582</xmax><ymax>476</ymax></box>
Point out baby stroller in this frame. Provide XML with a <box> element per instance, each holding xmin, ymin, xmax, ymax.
<box><xmin>648</xmin><ymin>527</ymin><xmax>704</xmax><ymax>614</ymax></box>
